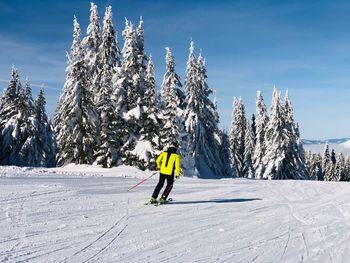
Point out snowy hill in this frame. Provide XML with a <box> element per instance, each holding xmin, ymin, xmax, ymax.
<box><xmin>302</xmin><ymin>137</ymin><xmax>350</xmax><ymax>155</ymax></box>
<box><xmin>302</xmin><ymin>137</ymin><xmax>350</xmax><ymax>145</ymax></box>
<box><xmin>2</xmin><ymin>166</ymin><xmax>350</xmax><ymax>262</ymax></box>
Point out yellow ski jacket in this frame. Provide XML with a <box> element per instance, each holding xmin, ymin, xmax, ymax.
<box><xmin>156</xmin><ymin>151</ymin><xmax>181</xmax><ymax>176</ymax></box>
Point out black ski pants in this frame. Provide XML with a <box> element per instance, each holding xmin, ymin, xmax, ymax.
<box><xmin>152</xmin><ymin>173</ymin><xmax>174</xmax><ymax>199</ymax></box>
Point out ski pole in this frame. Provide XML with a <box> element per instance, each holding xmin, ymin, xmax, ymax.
<box><xmin>127</xmin><ymin>172</ymin><xmax>156</xmax><ymax>192</ymax></box>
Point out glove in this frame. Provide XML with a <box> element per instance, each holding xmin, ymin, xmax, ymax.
<box><xmin>175</xmin><ymin>174</ymin><xmax>180</xmax><ymax>179</ymax></box>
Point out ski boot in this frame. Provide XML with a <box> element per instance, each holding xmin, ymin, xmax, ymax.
<box><xmin>159</xmin><ymin>197</ymin><xmax>168</xmax><ymax>205</ymax></box>
<box><xmin>149</xmin><ymin>197</ymin><xmax>158</xmax><ymax>204</ymax></box>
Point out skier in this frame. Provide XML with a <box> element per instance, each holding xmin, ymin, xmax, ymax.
<box><xmin>149</xmin><ymin>143</ymin><xmax>181</xmax><ymax>204</ymax></box>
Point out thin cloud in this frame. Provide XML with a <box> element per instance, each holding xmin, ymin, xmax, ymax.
<box><xmin>0</xmin><ymin>79</ymin><xmax>61</xmax><ymax>91</ymax></box>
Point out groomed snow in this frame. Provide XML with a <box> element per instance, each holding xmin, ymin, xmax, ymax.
<box><xmin>1</xmin><ymin>166</ymin><xmax>350</xmax><ymax>262</ymax></box>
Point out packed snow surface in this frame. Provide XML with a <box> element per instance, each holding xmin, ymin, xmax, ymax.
<box><xmin>1</xmin><ymin>165</ymin><xmax>350</xmax><ymax>262</ymax></box>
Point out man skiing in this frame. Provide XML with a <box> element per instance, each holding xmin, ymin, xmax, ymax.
<box><xmin>149</xmin><ymin>143</ymin><xmax>181</xmax><ymax>204</ymax></box>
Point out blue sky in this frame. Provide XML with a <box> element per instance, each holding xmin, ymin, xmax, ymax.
<box><xmin>1</xmin><ymin>0</ymin><xmax>350</xmax><ymax>139</ymax></box>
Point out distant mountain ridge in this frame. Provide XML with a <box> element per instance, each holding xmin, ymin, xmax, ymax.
<box><xmin>302</xmin><ymin>138</ymin><xmax>350</xmax><ymax>145</ymax></box>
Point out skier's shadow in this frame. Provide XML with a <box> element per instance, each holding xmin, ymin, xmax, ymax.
<box><xmin>169</xmin><ymin>198</ymin><xmax>261</xmax><ymax>205</ymax></box>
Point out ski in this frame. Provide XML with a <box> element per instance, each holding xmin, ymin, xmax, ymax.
<box><xmin>144</xmin><ymin>198</ymin><xmax>173</xmax><ymax>206</ymax></box>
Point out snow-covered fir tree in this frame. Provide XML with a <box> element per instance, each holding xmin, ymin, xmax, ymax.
<box><xmin>282</xmin><ymin>91</ymin><xmax>308</xmax><ymax>180</ymax></box>
<box><xmin>331</xmin><ymin>149</ymin><xmax>337</xmax><ymax>165</ymax></box>
<box><xmin>230</xmin><ymin>97</ymin><xmax>247</xmax><ymax>178</ymax></box>
<box><xmin>55</xmin><ymin>17</ymin><xmax>99</xmax><ymax>166</ymax></box>
<box><xmin>120</xmin><ymin>18</ymin><xmax>151</xmax><ymax>167</ymax></box>
<box><xmin>0</xmin><ymin>71</ymin><xmax>55</xmax><ymax>167</ymax></box>
<box><xmin>0</xmin><ymin>67</ymin><xmax>24</xmax><ymax>164</ymax></box>
<box><xmin>33</xmin><ymin>88</ymin><xmax>57</xmax><ymax>167</ymax></box>
<box><xmin>126</xmin><ymin>56</ymin><xmax>161</xmax><ymax>170</ymax></box>
<box><xmin>251</xmin><ymin>114</ymin><xmax>257</xmax><ymax>144</ymax></box>
<box><xmin>159</xmin><ymin>47</ymin><xmax>184</xmax><ymax>148</ymax></box>
<box><xmin>94</xmin><ymin>63</ymin><xmax>119</xmax><ymax>167</ymax></box>
<box><xmin>94</xmin><ymin>6</ymin><xmax>121</xmax><ymax>168</ymax></box>
<box><xmin>322</xmin><ymin>144</ymin><xmax>333</xmax><ymax>181</ymax></box>
<box><xmin>253</xmin><ymin>91</ymin><xmax>268</xmax><ymax>179</ymax></box>
<box><xmin>244</xmin><ymin>119</ymin><xmax>255</xmax><ymax>178</ymax></box>
<box><xmin>122</xmin><ymin>19</ymin><xmax>142</xmax><ymax>109</ymax></box>
<box><xmin>305</xmin><ymin>151</ymin><xmax>323</xmax><ymax>181</ymax></box>
<box><xmin>135</xmin><ymin>17</ymin><xmax>148</xmax><ymax>76</ymax></box>
<box><xmin>219</xmin><ymin>130</ymin><xmax>234</xmax><ymax>177</ymax></box>
<box><xmin>342</xmin><ymin>156</ymin><xmax>350</xmax><ymax>181</ymax></box>
<box><xmin>263</xmin><ymin>89</ymin><xmax>307</xmax><ymax>180</ymax></box>
<box><xmin>184</xmin><ymin>44</ymin><xmax>224</xmax><ymax>177</ymax></box>
<box><xmin>81</xmin><ymin>2</ymin><xmax>101</xmax><ymax>96</ymax></box>
<box><xmin>335</xmin><ymin>152</ymin><xmax>345</xmax><ymax>182</ymax></box>
<box><xmin>16</xmin><ymin>80</ymin><xmax>41</xmax><ymax>166</ymax></box>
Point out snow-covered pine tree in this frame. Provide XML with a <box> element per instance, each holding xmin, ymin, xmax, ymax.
<box><xmin>322</xmin><ymin>144</ymin><xmax>333</xmax><ymax>181</ymax></box>
<box><xmin>184</xmin><ymin>44</ymin><xmax>223</xmax><ymax>177</ymax></box>
<box><xmin>183</xmin><ymin>42</ymin><xmax>202</xmax><ymax>176</ymax></box>
<box><xmin>305</xmin><ymin>151</ymin><xmax>323</xmax><ymax>180</ymax></box>
<box><xmin>160</xmin><ymin>47</ymin><xmax>185</xmax><ymax>108</ymax></box>
<box><xmin>159</xmin><ymin>47</ymin><xmax>184</xmax><ymax>148</ymax></box>
<box><xmin>94</xmin><ymin>6</ymin><xmax>122</xmax><ymax>168</ymax></box>
<box><xmin>16</xmin><ymin>80</ymin><xmax>40</xmax><ymax>166</ymax></box>
<box><xmin>135</xmin><ymin>17</ymin><xmax>148</xmax><ymax>77</ymax></box>
<box><xmin>244</xmin><ymin>119</ymin><xmax>255</xmax><ymax>178</ymax></box>
<box><xmin>55</xmin><ymin>17</ymin><xmax>99</xmax><ymax>166</ymax></box>
<box><xmin>126</xmin><ymin>56</ymin><xmax>161</xmax><ymax>170</ymax></box>
<box><xmin>33</xmin><ymin>88</ymin><xmax>57</xmax><ymax>167</ymax></box>
<box><xmin>219</xmin><ymin>129</ymin><xmax>234</xmax><ymax>177</ymax></box>
<box><xmin>122</xmin><ymin>19</ymin><xmax>141</xmax><ymax>109</ymax></box>
<box><xmin>94</xmin><ymin>63</ymin><xmax>119</xmax><ymax>167</ymax></box>
<box><xmin>251</xmin><ymin>114</ymin><xmax>257</xmax><ymax>144</ymax></box>
<box><xmin>263</xmin><ymin>89</ymin><xmax>294</xmax><ymax>179</ymax></box>
<box><xmin>282</xmin><ymin>91</ymin><xmax>308</xmax><ymax>179</ymax></box>
<box><xmin>229</xmin><ymin>97</ymin><xmax>247</xmax><ymax>178</ymax></box>
<box><xmin>120</xmin><ymin>18</ymin><xmax>150</xmax><ymax>167</ymax></box>
<box><xmin>253</xmin><ymin>91</ymin><xmax>268</xmax><ymax>179</ymax></box>
<box><xmin>331</xmin><ymin>149</ymin><xmax>336</xmax><ymax>165</ymax></box>
<box><xmin>0</xmin><ymin>67</ymin><xmax>24</xmax><ymax>164</ymax></box>
<box><xmin>335</xmin><ymin>152</ymin><xmax>345</xmax><ymax>182</ymax></box>
<box><xmin>342</xmin><ymin>156</ymin><xmax>350</xmax><ymax>181</ymax></box>
<box><xmin>81</xmin><ymin>2</ymin><xmax>101</xmax><ymax>97</ymax></box>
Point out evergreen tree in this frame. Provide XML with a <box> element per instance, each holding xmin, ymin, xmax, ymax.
<box><xmin>120</xmin><ymin>18</ymin><xmax>150</xmax><ymax>166</ymax></box>
<box><xmin>263</xmin><ymin>89</ymin><xmax>307</xmax><ymax>180</ymax></box>
<box><xmin>322</xmin><ymin>144</ymin><xmax>333</xmax><ymax>181</ymax></box>
<box><xmin>0</xmin><ymin>67</ymin><xmax>23</xmax><ymax>164</ymax></box>
<box><xmin>184</xmin><ymin>44</ymin><xmax>224</xmax><ymax>177</ymax></box>
<box><xmin>263</xmin><ymin>89</ymin><xmax>289</xmax><ymax>179</ymax></box>
<box><xmin>82</xmin><ymin>2</ymin><xmax>101</xmax><ymax>96</ymax></box>
<box><xmin>122</xmin><ymin>19</ymin><xmax>141</xmax><ymax>109</ymax></box>
<box><xmin>219</xmin><ymin>130</ymin><xmax>234</xmax><ymax>177</ymax></box>
<box><xmin>282</xmin><ymin>91</ymin><xmax>308</xmax><ymax>179</ymax></box>
<box><xmin>343</xmin><ymin>157</ymin><xmax>350</xmax><ymax>181</ymax></box>
<box><xmin>55</xmin><ymin>17</ymin><xmax>99</xmax><ymax>166</ymax></box>
<box><xmin>335</xmin><ymin>152</ymin><xmax>345</xmax><ymax>182</ymax></box>
<box><xmin>229</xmin><ymin>97</ymin><xmax>247</xmax><ymax>178</ymax></box>
<box><xmin>94</xmin><ymin>6</ymin><xmax>121</xmax><ymax>168</ymax></box>
<box><xmin>159</xmin><ymin>47</ymin><xmax>183</xmax><ymax>148</ymax></box>
<box><xmin>135</xmin><ymin>17</ymin><xmax>148</xmax><ymax>75</ymax></box>
<box><xmin>253</xmin><ymin>91</ymin><xmax>268</xmax><ymax>179</ymax></box>
<box><xmin>33</xmin><ymin>88</ymin><xmax>57</xmax><ymax>167</ymax></box>
<box><xmin>305</xmin><ymin>151</ymin><xmax>323</xmax><ymax>181</ymax></box>
<box><xmin>244</xmin><ymin>119</ymin><xmax>255</xmax><ymax>178</ymax></box>
<box><xmin>331</xmin><ymin>149</ymin><xmax>336</xmax><ymax>165</ymax></box>
<box><xmin>127</xmin><ymin>56</ymin><xmax>160</xmax><ymax>170</ymax></box>
<box><xmin>16</xmin><ymin>80</ymin><xmax>40</xmax><ymax>166</ymax></box>
<box><xmin>251</xmin><ymin>114</ymin><xmax>257</xmax><ymax>144</ymax></box>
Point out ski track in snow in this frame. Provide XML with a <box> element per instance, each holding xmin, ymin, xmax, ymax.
<box><xmin>1</xmin><ymin>168</ymin><xmax>350</xmax><ymax>262</ymax></box>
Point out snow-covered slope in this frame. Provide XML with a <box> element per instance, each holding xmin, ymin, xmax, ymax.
<box><xmin>1</xmin><ymin>166</ymin><xmax>350</xmax><ymax>262</ymax></box>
